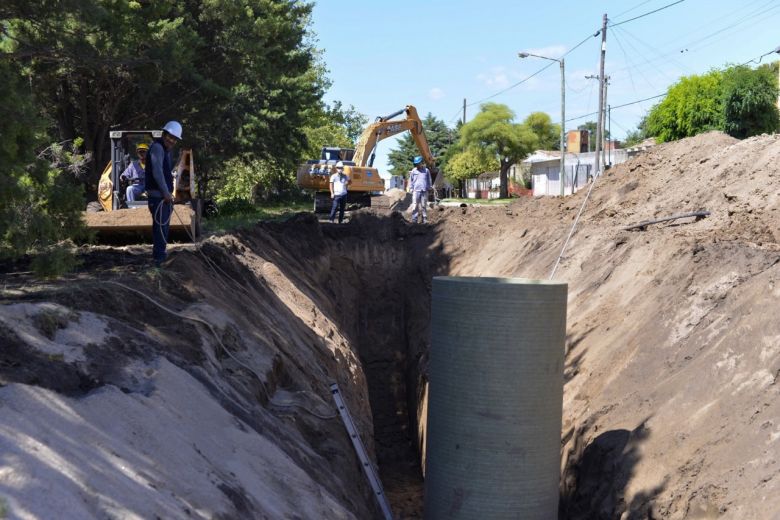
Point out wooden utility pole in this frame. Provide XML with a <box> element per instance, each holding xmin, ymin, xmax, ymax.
<box><xmin>602</xmin><ymin>80</ymin><xmax>608</xmax><ymax>154</ymax></box>
<box><xmin>593</xmin><ymin>13</ymin><xmax>608</xmax><ymax>178</ymax></box>
<box><xmin>463</xmin><ymin>98</ymin><xmax>467</xmax><ymax>125</ymax></box>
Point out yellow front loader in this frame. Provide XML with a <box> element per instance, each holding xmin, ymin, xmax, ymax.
<box><xmin>83</xmin><ymin>130</ymin><xmax>201</xmax><ymax>240</ymax></box>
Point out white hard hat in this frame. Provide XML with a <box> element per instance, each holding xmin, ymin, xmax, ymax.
<box><xmin>336</xmin><ymin>161</ymin><xmax>344</xmax><ymax>168</ymax></box>
<box><xmin>162</xmin><ymin>121</ymin><xmax>183</xmax><ymax>140</ymax></box>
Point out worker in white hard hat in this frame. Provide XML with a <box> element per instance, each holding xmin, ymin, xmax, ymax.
<box><xmin>145</xmin><ymin>120</ymin><xmax>182</xmax><ymax>266</ymax></box>
<box><xmin>328</xmin><ymin>161</ymin><xmax>350</xmax><ymax>223</ymax></box>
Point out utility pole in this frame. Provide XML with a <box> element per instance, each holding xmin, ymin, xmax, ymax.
<box><xmin>602</xmin><ymin>77</ymin><xmax>610</xmax><ymax>165</ymax></box>
<box><xmin>608</xmin><ymin>104</ymin><xmax>612</xmax><ymax>166</ymax></box>
<box><xmin>560</xmin><ymin>58</ymin><xmax>566</xmax><ymax>196</ymax></box>
<box><xmin>519</xmin><ymin>51</ymin><xmax>565</xmax><ymax>196</ymax></box>
<box><xmin>594</xmin><ymin>13</ymin><xmax>608</xmax><ymax>179</ymax></box>
<box><xmin>463</xmin><ymin>98</ymin><xmax>467</xmax><ymax>125</ymax></box>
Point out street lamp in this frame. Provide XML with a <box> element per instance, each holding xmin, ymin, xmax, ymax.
<box><xmin>519</xmin><ymin>51</ymin><xmax>565</xmax><ymax>196</ymax></box>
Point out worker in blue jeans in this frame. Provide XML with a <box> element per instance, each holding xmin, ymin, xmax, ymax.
<box><xmin>329</xmin><ymin>161</ymin><xmax>350</xmax><ymax>223</ymax></box>
<box><xmin>145</xmin><ymin>121</ymin><xmax>182</xmax><ymax>267</ymax></box>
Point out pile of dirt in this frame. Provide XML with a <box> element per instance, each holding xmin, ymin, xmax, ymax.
<box><xmin>1</xmin><ymin>130</ymin><xmax>780</xmax><ymax>519</ymax></box>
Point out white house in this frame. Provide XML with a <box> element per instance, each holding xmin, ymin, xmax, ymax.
<box><xmin>522</xmin><ymin>144</ymin><xmax>652</xmax><ymax>197</ymax></box>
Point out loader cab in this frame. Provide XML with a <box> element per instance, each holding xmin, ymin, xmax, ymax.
<box><xmin>104</xmin><ymin>130</ymin><xmax>162</xmax><ymax>211</ymax></box>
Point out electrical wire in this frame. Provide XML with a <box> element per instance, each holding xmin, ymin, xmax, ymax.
<box><xmin>609</xmin><ymin>0</ymin><xmax>780</xmax><ymax>77</ymax></box>
<box><xmin>466</xmin><ymin>32</ymin><xmax>601</xmax><ymax>109</ymax></box>
<box><xmin>609</xmin><ymin>0</ymin><xmax>687</xmax><ymax>28</ymax></box>
<box><xmin>611</xmin><ymin>25</ymin><xmax>691</xmax><ymax>79</ymax></box>
<box><xmin>104</xmin><ymin>280</ymin><xmax>339</xmax><ymax>420</ymax></box>
<box><xmin>549</xmin><ymin>168</ymin><xmax>601</xmax><ymax>280</ymax></box>
<box><xmin>612</xmin><ymin>0</ymin><xmax>658</xmax><ymax>21</ymax></box>
<box><xmin>467</xmin><ymin>61</ymin><xmax>556</xmax><ymax>108</ymax></box>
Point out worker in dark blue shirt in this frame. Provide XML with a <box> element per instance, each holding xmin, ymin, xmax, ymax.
<box><xmin>145</xmin><ymin>121</ymin><xmax>182</xmax><ymax>267</ymax></box>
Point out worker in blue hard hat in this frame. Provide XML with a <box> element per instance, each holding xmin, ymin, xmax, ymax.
<box><xmin>145</xmin><ymin>120</ymin><xmax>183</xmax><ymax>267</ymax></box>
<box><xmin>408</xmin><ymin>155</ymin><xmax>432</xmax><ymax>224</ymax></box>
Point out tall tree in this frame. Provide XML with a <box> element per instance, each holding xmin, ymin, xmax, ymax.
<box><xmin>446</xmin><ymin>146</ymin><xmax>499</xmax><ymax>184</ymax></box>
<box><xmin>2</xmin><ymin>0</ymin><xmax>324</xmax><ymax>192</ymax></box>
<box><xmin>459</xmin><ymin>103</ymin><xmax>537</xmax><ymax>198</ymax></box>
<box><xmin>387</xmin><ymin>113</ymin><xmax>455</xmax><ymax>177</ymax></box>
<box><xmin>524</xmin><ymin>112</ymin><xmax>560</xmax><ymax>150</ymax></box>
<box><xmin>643</xmin><ymin>63</ymin><xmax>779</xmax><ymax>143</ymax></box>
<box><xmin>0</xmin><ymin>60</ymin><xmax>89</xmax><ymax>273</ymax></box>
<box><xmin>721</xmin><ymin>64</ymin><xmax>780</xmax><ymax>138</ymax></box>
<box><xmin>644</xmin><ymin>70</ymin><xmax>724</xmax><ymax>142</ymax></box>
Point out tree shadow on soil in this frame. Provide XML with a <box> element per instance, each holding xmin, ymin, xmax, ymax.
<box><xmin>560</xmin><ymin>419</ymin><xmax>666</xmax><ymax>520</ymax></box>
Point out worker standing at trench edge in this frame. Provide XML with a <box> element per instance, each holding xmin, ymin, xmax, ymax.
<box><xmin>145</xmin><ymin>121</ymin><xmax>182</xmax><ymax>267</ymax></box>
<box><xmin>409</xmin><ymin>155</ymin><xmax>432</xmax><ymax>224</ymax></box>
<box><xmin>329</xmin><ymin>161</ymin><xmax>350</xmax><ymax>223</ymax></box>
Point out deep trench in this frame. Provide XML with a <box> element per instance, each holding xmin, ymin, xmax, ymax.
<box><xmin>319</xmin><ymin>216</ymin><xmax>447</xmax><ymax>519</ymax></box>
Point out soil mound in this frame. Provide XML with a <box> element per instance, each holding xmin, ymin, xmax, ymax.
<box><xmin>2</xmin><ymin>130</ymin><xmax>780</xmax><ymax>519</ymax></box>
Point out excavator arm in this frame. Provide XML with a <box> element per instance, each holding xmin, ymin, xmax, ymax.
<box><xmin>352</xmin><ymin>105</ymin><xmax>438</xmax><ymax>181</ymax></box>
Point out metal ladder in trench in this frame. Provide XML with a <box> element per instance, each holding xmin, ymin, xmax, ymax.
<box><xmin>330</xmin><ymin>383</ymin><xmax>394</xmax><ymax>520</ymax></box>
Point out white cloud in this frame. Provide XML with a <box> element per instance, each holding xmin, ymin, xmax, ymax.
<box><xmin>477</xmin><ymin>67</ymin><xmax>512</xmax><ymax>88</ymax></box>
<box><xmin>428</xmin><ymin>87</ymin><xmax>445</xmax><ymax>100</ymax></box>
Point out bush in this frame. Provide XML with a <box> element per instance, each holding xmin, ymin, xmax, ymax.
<box><xmin>1</xmin><ymin>63</ymin><xmax>90</xmax><ymax>277</ymax></box>
<box><xmin>722</xmin><ymin>64</ymin><xmax>780</xmax><ymax>138</ymax></box>
<box><xmin>214</xmin><ymin>156</ymin><xmax>299</xmax><ymax>205</ymax></box>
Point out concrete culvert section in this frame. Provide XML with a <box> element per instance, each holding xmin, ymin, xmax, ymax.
<box><xmin>424</xmin><ymin>277</ymin><xmax>567</xmax><ymax>519</ymax></box>
<box><xmin>4</xmin><ymin>131</ymin><xmax>780</xmax><ymax>518</ymax></box>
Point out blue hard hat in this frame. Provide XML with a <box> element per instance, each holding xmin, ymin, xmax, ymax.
<box><xmin>413</xmin><ymin>156</ymin><xmax>423</xmax><ymax>165</ymax></box>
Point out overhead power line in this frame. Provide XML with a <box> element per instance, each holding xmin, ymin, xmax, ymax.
<box><xmin>612</xmin><ymin>0</ymin><xmax>657</xmax><ymax>21</ymax></box>
<box><xmin>609</xmin><ymin>0</ymin><xmax>686</xmax><ymax>27</ymax></box>
<box><xmin>465</xmin><ymin>32</ymin><xmax>601</xmax><ymax>110</ymax></box>
<box><xmin>565</xmin><ymin>92</ymin><xmax>666</xmax><ymax>124</ymax></box>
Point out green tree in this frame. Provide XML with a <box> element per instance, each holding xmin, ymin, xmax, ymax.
<box><xmin>300</xmin><ymin>101</ymin><xmax>367</xmax><ymax>160</ymax></box>
<box><xmin>524</xmin><ymin>112</ymin><xmax>560</xmax><ymax>150</ymax></box>
<box><xmin>324</xmin><ymin>101</ymin><xmax>368</xmax><ymax>143</ymax></box>
<box><xmin>386</xmin><ymin>113</ymin><xmax>456</xmax><ymax>177</ymax></box>
<box><xmin>459</xmin><ymin>103</ymin><xmax>537</xmax><ymax>198</ymax></box>
<box><xmin>0</xmin><ymin>60</ymin><xmax>89</xmax><ymax>275</ymax></box>
<box><xmin>721</xmin><ymin>64</ymin><xmax>780</xmax><ymax>138</ymax></box>
<box><xmin>214</xmin><ymin>101</ymin><xmax>365</xmax><ymax>204</ymax></box>
<box><xmin>446</xmin><ymin>146</ymin><xmax>500</xmax><ymax>183</ymax></box>
<box><xmin>644</xmin><ymin>70</ymin><xmax>724</xmax><ymax>142</ymax></box>
<box><xmin>2</xmin><ymin>0</ymin><xmax>324</xmax><ymax>194</ymax></box>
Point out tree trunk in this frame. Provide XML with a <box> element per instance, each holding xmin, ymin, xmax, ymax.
<box><xmin>499</xmin><ymin>159</ymin><xmax>510</xmax><ymax>199</ymax></box>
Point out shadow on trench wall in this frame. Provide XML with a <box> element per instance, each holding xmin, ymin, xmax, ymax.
<box><xmin>559</xmin><ymin>419</ymin><xmax>667</xmax><ymax>520</ymax></box>
<box><xmin>241</xmin><ymin>211</ymin><xmax>451</xmax><ymax>518</ymax></box>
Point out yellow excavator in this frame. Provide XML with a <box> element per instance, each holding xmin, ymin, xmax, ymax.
<box><xmin>83</xmin><ymin>130</ymin><xmax>202</xmax><ymax>240</ymax></box>
<box><xmin>297</xmin><ymin>105</ymin><xmax>438</xmax><ymax>212</ymax></box>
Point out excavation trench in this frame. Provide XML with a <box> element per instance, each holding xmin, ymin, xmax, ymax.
<box><xmin>310</xmin><ymin>213</ymin><xmax>446</xmax><ymax>518</ymax></box>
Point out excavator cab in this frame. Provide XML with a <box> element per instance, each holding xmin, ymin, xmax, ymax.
<box><xmin>321</xmin><ymin>147</ymin><xmax>354</xmax><ymax>163</ymax></box>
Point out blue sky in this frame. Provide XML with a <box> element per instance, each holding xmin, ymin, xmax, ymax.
<box><xmin>310</xmin><ymin>0</ymin><xmax>780</xmax><ymax>171</ymax></box>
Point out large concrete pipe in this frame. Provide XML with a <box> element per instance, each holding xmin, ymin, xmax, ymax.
<box><xmin>424</xmin><ymin>277</ymin><xmax>567</xmax><ymax>519</ymax></box>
